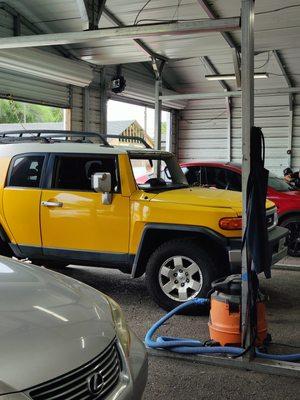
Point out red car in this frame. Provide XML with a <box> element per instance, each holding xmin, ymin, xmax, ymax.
<box><xmin>180</xmin><ymin>161</ymin><xmax>300</xmax><ymax>257</ymax></box>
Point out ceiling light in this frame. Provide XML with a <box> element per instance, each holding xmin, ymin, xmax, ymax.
<box><xmin>205</xmin><ymin>73</ymin><xmax>269</xmax><ymax>81</ymax></box>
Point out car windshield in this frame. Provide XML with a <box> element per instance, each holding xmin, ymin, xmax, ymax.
<box><xmin>268</xmin><ymin>172</ymin><xmax>295</xmax><ymax>192</ymax></box>
<box><xmin>130</xmin><ymin>152</ymin><xmax>188</xmax><ymax>192</ymax></box>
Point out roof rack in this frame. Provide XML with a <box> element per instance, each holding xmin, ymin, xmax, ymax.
<box><xmin>0</xmin><ymin>130</ymin><xmax>110</xmax><ymax>146</ymax></box>
<box><xmin>105</xmin><ymin>134</ymin><xmax>152</xmax><ymax>149</ymax></box>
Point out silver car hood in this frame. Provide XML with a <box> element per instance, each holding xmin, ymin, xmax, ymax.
<box><xmin>0</xmin><ymin>257</ymin><xmax>116</xmax><ymax>394</ymax></box>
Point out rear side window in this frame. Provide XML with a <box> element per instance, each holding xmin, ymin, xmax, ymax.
<box><xmin>7</xmin><ymin>155</ymin><xmax>45</xmax><ymax>188</ymax></box>
<box><xmin>51</xmin><ymin>155</ymin><xmax>120</xmax><ymax>192</ymax></box>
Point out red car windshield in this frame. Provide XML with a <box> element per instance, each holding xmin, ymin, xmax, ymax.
<box><xmin>268</xmin><ymin>173</ymin><xmax>295</xmax><ymax>192</ymax></box>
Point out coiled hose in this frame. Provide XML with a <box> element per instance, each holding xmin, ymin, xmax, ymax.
<box><xmin>145</xmin><ymin>298</ymin><xmax>300</xmax><ymax>362</ymax></box>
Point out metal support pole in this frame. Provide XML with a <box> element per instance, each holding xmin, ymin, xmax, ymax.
<box><xmin>287</xmin><ymin>107</ymin><xmax>294</xmax><ymax>167</ymax></box>
<box><xmin>241</xmin><ymin>0</ymin><xmax>255</xmax><ymax>357</ymax></box>
<box><xmin>154</xmin><ymin>78</ymin><xmax>162</xmax><ymax>150</ymax></box>
<box><xmin>100</xmin><ymin>68</ymin><xmax>107</xmax><ymax>135</ymax></box>
<box><xmin>226</xmin><ymin>98</ymin><xmax>232</xmax><ymax>161</ymax></box>
<box><xmin>83</xmin><ymin>87</ymin><xmax>90</xmax><ymax>131</ymax></box>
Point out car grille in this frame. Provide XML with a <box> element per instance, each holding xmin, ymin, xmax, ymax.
<box><xmin>28</xmin><ymin>340</ymin><xmax>121</xmax><ymax>400</ymax></box>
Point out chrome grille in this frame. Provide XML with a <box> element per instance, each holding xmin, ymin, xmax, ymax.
<box><xmin>28</xmin><ymin>340</ymin><xmax>121</xmax><ymax>400</ymax></box>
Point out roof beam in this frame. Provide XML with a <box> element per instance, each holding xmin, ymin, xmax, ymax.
<box><xmin>196</xmin><ymin>0</ymin><xmax>239</xmax><ymax>49</ymax></box>
<box><xmin>160</xmin><ymin>87</ymin><xmax>300</xmax><ymax>101</ymax></box>
<box><xmin>0</xmin><ymin>18</ymin><xmax>241</xmax><ymax>50</ymax></box>
<box><xmin>103</xmin><ymin>7</ymin><xmax>167</xmax><ymax>61</ymax></box>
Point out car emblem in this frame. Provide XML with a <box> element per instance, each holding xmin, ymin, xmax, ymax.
<box><xmin>87</xmin><ymin>372</ymin><xmax>104</xmax><ymax>395</ymax></box>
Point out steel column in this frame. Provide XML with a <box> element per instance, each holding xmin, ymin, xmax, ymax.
<box><xmin>241</xmin><ymin>0</ymin><xmax>255</xmax><ymax>357</ymax></box>
<box><xmin>83</xmin><ymin>87</ymin><xmax>90</xmax><ymax>131</ymax></box>
<box><xmin>154</xmin><ymin>78</ymin><xmax>162</xmax><ymax>150</ymax></box>
<box><xmin>99</xmin><ymin>68</ymin><xmax>107</xmax><ymax>135</ymax></box>
<box><xmin>273</xmin><ymin>50</ymin><xmax>294</xmax><ymax>167</ymax></box>
<box><xmin>226</xmin><ymin>98</ymin><xmax>232</xmax><ymax>161</ymax></box>
<box><xmin>287</xmin><ymin>110</ymin><xmax>294</xmax><ymax>167</ymax></box>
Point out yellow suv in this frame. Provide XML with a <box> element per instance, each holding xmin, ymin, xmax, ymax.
<box><xmin>0</xmin><ymin>131</ymin><xmax>287</xmax><ymax>310</ymax></box>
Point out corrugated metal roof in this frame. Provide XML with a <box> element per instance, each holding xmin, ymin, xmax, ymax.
<box><xmin>1</xmin><ymin>0</ymin><xmax>300</xmax><ymax>95</ymax></box>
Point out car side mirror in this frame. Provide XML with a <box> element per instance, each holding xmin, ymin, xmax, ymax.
<box><xmin>92</xmin><ymin>172</ymin><xmax>112</xmax><ymax>205</ymax></box>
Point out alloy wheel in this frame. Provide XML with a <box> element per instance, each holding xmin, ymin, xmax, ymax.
<box><xmin>158</xmin><ymin>255</ymin><xmax>203</xmax><ymax>302</ymax></box>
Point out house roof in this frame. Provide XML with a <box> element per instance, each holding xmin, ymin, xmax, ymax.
<box><xmin>107</xmin><ymin>120</ymin><xmax>137</xmax><ymax>136</ymax></box>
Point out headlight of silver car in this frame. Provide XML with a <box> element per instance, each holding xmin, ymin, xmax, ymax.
<box><xmin>104</xmin><ymin>295</ymin><xmax>131</xmax><ymax>357</ymax></box>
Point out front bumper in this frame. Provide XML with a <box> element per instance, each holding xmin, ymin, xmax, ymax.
<box><xmin>228</xmin><ymin>226</ymin><xmax>288</xmax><ymax>273</ymax></box>
<box><xmin>0</xmin><ymin>330</ymin><xmax>148</xmax><ymax>400</ymax></box>
<box><xmin>106</xmin><ymin>330</ymin><xmax>148</xmax><ymax>400</ymax></box>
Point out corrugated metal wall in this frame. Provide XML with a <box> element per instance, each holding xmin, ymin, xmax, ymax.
<box><xmin>178</xmin><ymin>99</ymin><xmax>228</xmax><ymax>162</ymax></box>
<box><xmin>178</xmin><ymin>95</ymin><xmax>300</xmax><ymax>176</ymax></box>
<box><xmin>71</xmin><ymin>85</ymin><xmax>102</xmax><ymax>132</ymax></box>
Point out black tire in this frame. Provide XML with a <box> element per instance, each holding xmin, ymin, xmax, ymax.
<box><xmin>0</xmin><ymin>238</ymin><xmax>13</xmax><ymax>257</ymax></box>
<box><xmin>145</xmin><ymin>239</ymin><xmax>217</xmax><ymax>313</ymax></box>
<box><xmin>280</xmin><ymin>216</ymin><xmax>300</xmax><ymax>257</ymax></box>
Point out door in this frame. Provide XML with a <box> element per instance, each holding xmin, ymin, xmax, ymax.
<box><xmin>3</xmin><ymin>154</ymin><xmax>46</xmax><ymax>255</ymax></box>
<box><xmin>40</xmin><ymin>153</ymin><xmax>130</xmax><ymax>263</ymax></box>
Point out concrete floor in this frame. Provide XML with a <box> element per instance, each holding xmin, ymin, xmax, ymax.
<box><xmin>59</xmin><ymin>266</ymin><xmax>300</xmax><ymax>400</ymax></box>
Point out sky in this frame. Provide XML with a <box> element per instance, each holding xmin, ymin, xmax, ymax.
<box><xmin>107</xmin><ymin>100</ymin><xmax>170</xmax><ymax>138</ymax></box>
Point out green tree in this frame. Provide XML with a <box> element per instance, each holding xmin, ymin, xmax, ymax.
<box><xmin>0</xmin><ymin>99</ymin><xmax>63</xmax><ymax>124</ymax></box>
<box><xmin>161</xmin><ymin>121</ymin><xmax>167</xmax><ymax>134</ymax></box>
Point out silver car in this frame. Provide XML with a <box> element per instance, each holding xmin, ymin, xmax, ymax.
<box><xmin>0</xmin><ymin>257</ymin><xmax>147</xmax><ymax>399</ymax></box>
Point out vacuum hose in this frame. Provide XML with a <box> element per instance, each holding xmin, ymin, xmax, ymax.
<box><xmin>145</xmin><ymin>298</ymin><xmax>300</xmax><ymax>362</ymax></box>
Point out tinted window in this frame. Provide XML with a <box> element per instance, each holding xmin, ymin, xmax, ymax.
<box><xmin>182</xmin><ymin>166</ymin><xmax>204</xmax><ymax>186</ymax></box>
<box><xmin>268</xmin><ymin>173</ymin><xmax>293</xmax><ymax>192</ymax></box>
<box><xmin>205</xmin><ymin>167</ymin><xmax>227</xmax><ymax>189</ymax></box>
<box><xmin>8</xmin><ymin>155</ymin><xmax>45</xmax><ymax>188</ymax></box>
<box><xmin>204</xmin><ymin>167</ymin><xmax>241</xmax><ymax>191</ymax></box>
<box><xmin>51</xmin><ymin>155</ymin><xmax>119</xmax><ymax>192</ymax></box>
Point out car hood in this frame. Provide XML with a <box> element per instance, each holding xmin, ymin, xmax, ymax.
<box><xmin>150</xmin><ymin>187</ymin><xmax>242</xmax><ymax>210</ymax></box>
<box><xmin>0</xmin><ymin>257</ymin><xmax>116</xmax><ymax>394</ymax></box>
<box><xmin>150</xmin><ymin>187</ymin><xmax>275</xmax><ymax>214</ymax></box>
<box><xmin>274</xmin><ymin>189</ymin><xmax>300</xmax><ymax>199</ymax></box>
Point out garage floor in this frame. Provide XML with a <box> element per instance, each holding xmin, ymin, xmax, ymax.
<box><xmin>59</xmin><ymin>266</ymin><xmax>300</xmax><ymax>400</ymax></box>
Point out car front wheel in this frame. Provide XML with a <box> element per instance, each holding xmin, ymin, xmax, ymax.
<box><xmin>145</xmin><ymin>239</ymin><xmax>217</xmax><ymax>312</ymax></box>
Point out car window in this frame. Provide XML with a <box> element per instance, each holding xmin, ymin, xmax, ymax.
<box><xmin>226</xmin><ymin>170</ymin><xmax>242</xmax><ymax>191</ymax></box>
<box><xmin>268</xmin><ymin>173</ymin><xmax>294</xmax><ymax>192</ymax></box>
<box><xmin>51</xmin><ymin>155</ymin><xmax>119</xmax><ymax>192</ymax></box>
<box><xmin>204</xmin><ymin>167</ymin><xmax>227</xmax><ymax>189</ymax></box>
<box><xmin>182</xmin><ymin>166</ymin><xmax>203</xmax><ymax>186</ymax></box>
<box><xmin>204</xmin><ymin>167</ymin><xmax>241</xmax><ymax>191</ymax></box>
<box><xmin>7</xmin><ymin>155</ymin><xmax>45</xmax><ymax>188</ymax></box>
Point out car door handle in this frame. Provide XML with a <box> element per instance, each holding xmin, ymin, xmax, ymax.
<box><xmin>41</xmin><ymin>201</ymin><xmax>63</xmax><ymax>207</ymax></box>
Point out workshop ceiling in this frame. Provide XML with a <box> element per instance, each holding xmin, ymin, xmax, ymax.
<box><xmin>2</xmin><ymin>0</ymin><xmax>300</xmax><ymax>95</ymax></box>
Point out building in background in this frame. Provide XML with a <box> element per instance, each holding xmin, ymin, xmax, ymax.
<box><xmin>107</xmin><ymin>119</ymin><xmax>154</xmax><ymax>148</ymax></box>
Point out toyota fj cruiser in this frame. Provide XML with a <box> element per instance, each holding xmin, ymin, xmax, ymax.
<box><xmin>0</xmin><ymin>131</ymin><xmax>287</xmax><ymax>310</ymax></box>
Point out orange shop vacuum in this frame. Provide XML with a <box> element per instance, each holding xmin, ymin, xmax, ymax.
<box><xmin>208</xmin><ymin>274</ymin><xmax>268</xmax><ymax>347</ymax></box>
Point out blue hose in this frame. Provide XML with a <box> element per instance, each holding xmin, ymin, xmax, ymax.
<box><xmin>145</xmin><ymin>298</ymin><xmax>300</xmax><ymax>362</ymax></box>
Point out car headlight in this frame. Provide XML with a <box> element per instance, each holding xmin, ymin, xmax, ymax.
<box><xmin>274</xmin><ymin>208</ymin><xmax>278</xmax><ymax>226</ymax></box>
<box><xmin>105</xmin><ymin>295</ymin><xmax>131</xmax><ymax>357</ymax></box>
